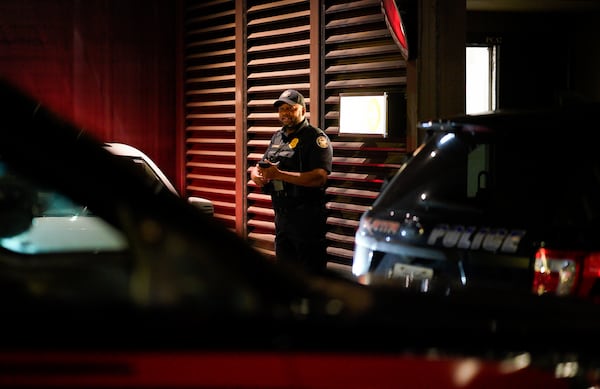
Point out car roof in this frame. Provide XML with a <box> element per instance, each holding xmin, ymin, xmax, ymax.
<box><xmin>104</xmin><ymin>142</ymin><xmax>147</xmax><ymax>158</ymax></box>
<box><xmin>418</xmin><ymin>102</ymin><xmax>600</xmax><ymax>137</ymax></box>
<box><xmin>102</xmin><ymin>142</ymin><xmax>179</xmax><ymax>196</ymax></box>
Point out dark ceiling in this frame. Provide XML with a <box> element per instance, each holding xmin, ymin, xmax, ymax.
<box><xmin>467</xmin><ymin>0</ymin><xmax>600</xmax><ymax>11</ymax></box>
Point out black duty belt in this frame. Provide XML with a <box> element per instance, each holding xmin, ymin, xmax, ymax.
<box><xmin>272</xmin><ymin>195</ymin><xmax>322</xmax><ymax>210</ymax></box>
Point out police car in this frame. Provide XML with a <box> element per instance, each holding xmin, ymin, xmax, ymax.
<box><xmin>352</xmin><ymin>102</ymin><xmax>600</xmax><ymax>302</ymax></box>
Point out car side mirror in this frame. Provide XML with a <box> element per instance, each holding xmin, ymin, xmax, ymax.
<box><xmin>187</xmin><ymin>196</ymin><xmax>214</xmax><ymax>217</ymax></box>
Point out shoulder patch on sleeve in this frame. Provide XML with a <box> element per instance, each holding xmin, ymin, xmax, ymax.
<box><xmin>316</xmin><ymin>135</ymin><xmax>329</xmax><ymax>149</ymax></box>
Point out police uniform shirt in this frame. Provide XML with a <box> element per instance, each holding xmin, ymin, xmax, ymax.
<box><xmin>262</xmin><ymin>118</ymin><xmax>332</xmax><ymax>202</ymax></box>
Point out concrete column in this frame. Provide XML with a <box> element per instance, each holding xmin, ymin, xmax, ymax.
<box><xmin>406</xmin><ymin>0</ymin><xmax>466</xmax><ymax>149</ymax></box>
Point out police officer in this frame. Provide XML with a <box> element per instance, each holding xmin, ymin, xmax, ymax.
<box><xmin>250</xmin><ymin>89</ymin><xmax>333</xmax><ymax>274</ymax></box>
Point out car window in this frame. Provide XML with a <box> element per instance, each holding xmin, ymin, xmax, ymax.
<box><xmin>375</xmin><ymin>126</ymin><xmax>600</xmax><ymax>229</ymax></box>
<box><xmin>36</xmin><ymin>191</ymin><xmax>91</xmax><ymax>217</ymax></box>
<box><xmin>0</xmin><ymin>162</ymin><xmax>127</xmax><ymax>255</ymax></box>
<box><xmin>373</xmin><ymin>132</ymin><xmax>477</xmax><ymax>214</ymax></box>
<box><xmin>120</xmin><ymin>156</ymin><xmax>169</xmax><ymax>195</ymax></box>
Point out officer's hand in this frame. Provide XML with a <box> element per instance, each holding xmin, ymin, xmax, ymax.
<box><xmin>258</xmin><ymin>161</ymin><xmax>280</xmax><ymax>181</ymax></box>
<box><xmin>260</xmin><ymin>164</ymin><xmax>278</xmax><ymax>180</ymax></box>
<box><xmin>251</xmin><ymin>164</ymin><xmax>267</xmax><ymax>187</ymax></box>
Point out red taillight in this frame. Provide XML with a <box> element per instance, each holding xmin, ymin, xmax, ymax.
<box><xmin>532</xmin><ymin>248</ymin><xmax>600</xmax><ymax>300</ymax></box>
<box><xmin>532</xmin><ymin>248</ymin><xmax>580</xmax><ymax>296</ymax></box>
<box><xmin>578</xmin><ymin>253</ymin><xmax>600</xmax><ymax>300</ymax></box>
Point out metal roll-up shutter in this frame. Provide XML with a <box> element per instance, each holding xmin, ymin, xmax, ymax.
<box><xmin>182</xmin><ymin>0</ymin><xmax>410</xmax><ymax>269</ymax></box>
<box><xmin>183</xmin><ymin>0</ymin><xmax>238</xmax><ymax>229</ymax></box>
<box><xmin>245</xmin><ymin>0</ymin><xmax>313</xmax><ymax>260</ymax></box>
<box><xmin>323</xmin><ymin>0</ymin><xmax>409</xmax><ymax>267</ymax></box>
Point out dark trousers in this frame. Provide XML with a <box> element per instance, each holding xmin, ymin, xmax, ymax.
<box><xmin>274</xmin><ymin>202</ymin><xmax>328</xmax><ymax>274</ymax></box>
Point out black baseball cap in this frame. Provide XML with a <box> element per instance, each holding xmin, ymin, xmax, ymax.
<box><xmin>274</xmin><ymin>89</ymin><xmax>305</xmax><ymax>108</ymax></box>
